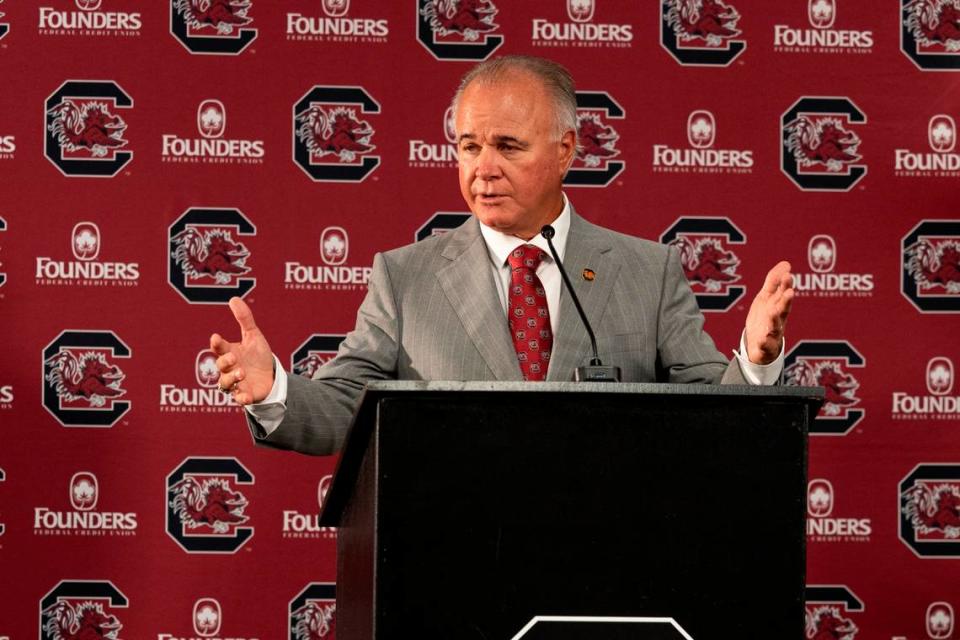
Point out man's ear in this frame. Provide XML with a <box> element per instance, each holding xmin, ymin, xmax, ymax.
<box><xmin>559</xmin><ymin>129</ymin><xmax>577</xmax><ymax>175</ymax></box>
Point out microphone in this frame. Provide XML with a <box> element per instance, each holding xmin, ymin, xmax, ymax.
<box><xmin>541</xmin><ymin>225</ymin><xmax>621</xmax><ymax>383</ymax></box>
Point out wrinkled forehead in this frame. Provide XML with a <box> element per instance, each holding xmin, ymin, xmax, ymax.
<box><xmin>455</xmin><ymin>71</ymin><xmax>555</xmax><ymax>138</ymax></box>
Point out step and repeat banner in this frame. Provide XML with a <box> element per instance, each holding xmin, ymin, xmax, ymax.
<box><xmin>0</xmin><ymin>1</ymin><xmax>959</xmax><ymax>638</ymax></box>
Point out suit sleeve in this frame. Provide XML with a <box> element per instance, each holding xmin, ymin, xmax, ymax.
<box><xmin>245</xmin><ymin>252</ymin><xmax>401</xmax><ymax>455</ymax></box>
<box><xmin>656</xmin><ymin>245</ymin><xmax>747</xmax><ymax>385</ymax></box>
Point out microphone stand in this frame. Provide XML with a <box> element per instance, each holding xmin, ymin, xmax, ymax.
<box><xmin>541</xmin><ymin>225</ymin><xmax>621</xmax><ymax>382</ymax></box>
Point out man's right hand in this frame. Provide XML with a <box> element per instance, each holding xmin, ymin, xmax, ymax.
<box><xmin>210</xmin><ymin>296</ymin><xmax>275</xmax><ymax>406</ymax></box>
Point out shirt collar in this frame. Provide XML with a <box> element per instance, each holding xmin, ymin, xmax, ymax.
<box><xmin>478</xmin><ymin>193</ymin><xmax>572</xmax><ymax>267</ymax></box>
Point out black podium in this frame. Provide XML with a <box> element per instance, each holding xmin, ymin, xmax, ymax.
<box><xmin>319</xmin><ymin>381</ymin><xmax>823</xmax><ymax>640</ymax></box>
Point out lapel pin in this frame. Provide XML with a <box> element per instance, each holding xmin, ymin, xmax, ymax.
<box><xmin>582</xmin><ymin>268</ymin><xmax>596</xmax><ymax>281</ymax></box>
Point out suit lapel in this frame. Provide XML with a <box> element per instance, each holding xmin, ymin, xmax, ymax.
<box><xmin>436</xmin><ymin>218</ymin><xmax>523</xmax><ymax>381</ymax></box>
<box><xmin>546</xmin><ymin>210</ymin><xmax>620</xmax><ymax>382</ymax></box>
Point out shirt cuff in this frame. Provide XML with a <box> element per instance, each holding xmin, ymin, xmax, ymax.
<box><xmin>243</xmin><ymin>354</ymin><xmax>288</xmax><ymax>435</ymax></box>
<box><xmin>734</xmin><ymin>331</ymin><xmax>785</xmax><ymax>386</ymax></box>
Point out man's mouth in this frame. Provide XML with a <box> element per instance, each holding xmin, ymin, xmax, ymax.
<box><xmin>477</xmin><ymin>193</ymin><xmax>507</xmax><ymax>204</ymax></box>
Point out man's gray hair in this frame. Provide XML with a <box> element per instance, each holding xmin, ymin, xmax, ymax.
<box><xmin>451</xmin><ymin>55</ymin><xmax>578</xmax><ymax>141</ymax></box>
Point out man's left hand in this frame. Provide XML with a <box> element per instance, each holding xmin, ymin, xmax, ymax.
<box><xmin>745</xmin><ymin>261</ymin><xmax>794</xmax><ymax>365</ymax></box>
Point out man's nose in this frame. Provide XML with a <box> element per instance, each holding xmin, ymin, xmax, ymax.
<box><xmin>474</xmin><ymin>145</ymin><xmax>502</xmax><ymax>180</ymax></box>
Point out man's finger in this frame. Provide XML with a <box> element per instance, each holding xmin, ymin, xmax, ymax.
<box><xmin>229</xmin><ymin>296</ymin><xmax>258</xmax><ymax>334</ymax></box>
<box><xmin>210</xmin><ymin>333</ymin><xmax>231</xmax><ymax>356</ymax></box>
<box><xmin>216</xmin><ymin>353</ymin><xmax>236</xmax><ymax>373</ymax></box>
<box><xmin>763</xmin><ymin>261</ymin><xmax>792</xmax><ymax>294</ymax></box>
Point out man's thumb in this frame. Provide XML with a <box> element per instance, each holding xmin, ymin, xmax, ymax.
<box><xmin>229</xmin><ymin>297</ymin><xmax>258</xmax><ymax>334</ymax></box>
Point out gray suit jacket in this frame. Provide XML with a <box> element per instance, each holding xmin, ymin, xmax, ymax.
<box><xmin>251</xmin><ymin>210</ymin><xmax>746</xmax><ymax>455</ymax></box>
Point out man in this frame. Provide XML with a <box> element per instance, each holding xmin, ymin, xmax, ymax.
<box><xmin>211</xmin><ymin>56</ymin><xmax>793</xmax><ymax>456</ymax></box>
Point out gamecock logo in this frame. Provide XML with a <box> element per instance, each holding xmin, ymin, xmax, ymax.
<box><xmin>193</xmin><ymin>598</ymin><xmax>222</xmax><ymax>637</ymax></box>
<box><xmin>781</xmin><ymin>97</ymin><xmax>867</xmax><ymax>191</ymax></box>
<box><xmin>170</xmin><ymin>0</ymin><xmax>257</xmax><ymax>55</ymax></box>
<box><xmin>900</xmin><ymin>464</ymin><xmax>960</xmax><ymax>557</ymax></box>
<box><xmin>417</xmin><ymin>0</ymin><xmax>504</xmax><ymax>61</ymax></box>
<box><xmin>0</xmin><ymin>216</ymin><xmax>6</xmax><ymax>288</ymax></box>
<box><xmin>929</xmin><ymin>114</ymin><xmax>956</xmax><ymax>151</ymax></box>
<box><xmin>166</xmin><ymin>457</ymin><xmax>254</xmax><ymax>553</ymax></box>
<box><xmin>293</xmin><ymin>86</ymin><xmax>380</xmax><ymax>182</ymax></box>
<box><xmin>168</xmin><ymin>207</ymin><xmax>256</xmax><ymax>304</ymax></box>
<box><xmin>660</xmin><ymin>0</ymin><xmax>746</xmax><ymax>66</ymax></box>
<box><xmin>928</xmin><ymin>602</ymin><xmax>955</xmax><ymax>639</ymax></box>
<box><xmin>0</xmin><ymin>0</ymin><xmax>9</xmax><ymax>41</ymax></box>
<box><xmin>805</xmin><ymin>585</ymin><xmax>864</xmax><ymax>640</ymax></box>
<box><xmin>902</xmin><ymin>220</ymin><xmax>960</xmax><ymax>312</ymax></box>
<box><xmin>784</xmin><ymin>340</ymin><xmax>865</xmax><ymax>435</ymax></box>
<box><xmin>660</xmin><ymin>217</ymin><xmax>746</xmax><ymax>312</ymax></box>
<box><xmin>289</xmin><ymin>583</ymin><xmax>336</xmax><ymax>640</ymax></box>
<box><xmin>416</xmin><ymin>211</ymin><xmax>471</xmax><ymax>241</ymax></box>
<box><xmin>291</xmin><ymin>334</ymin><xmax>346</xmax><ymax>378</ymax></box>
<box><xmin>45</xmin><ymin>80</ymin><xmax>133</xmax><ymax>177</ymax></box>
<box><xmin>566</xmin><ymin>91</ymin><xmax>625</xmax><ymax>187</ymax></box>
<box><xmin>902</xmin><ymin>0</ymin><xmax>960</xmax><ymax>71</ymax></box>
<box><xmin>42</xmin><ymin>330</ymin><xmax>131</xmax><ymax>428</ymax></box>
<box><xmin>39</xmin><ymin>580</ymin><xmax>128</xmax><ymax>640</ymax></box>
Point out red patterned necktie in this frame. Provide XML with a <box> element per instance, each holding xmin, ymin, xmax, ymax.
<box><xmin>507</xmin><ymin>244</ymin><xmax>552</xmax><ymax>381</ymax></box>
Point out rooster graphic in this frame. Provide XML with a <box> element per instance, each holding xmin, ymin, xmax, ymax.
<box><xmin>173</xmin><ymin>0</ymin><xmax>252</xmax><ymax>35</ymax></box>
<box><xmin>296</xmin><ymin>106</ymin><xmax>375</xmax><ymax>163</ymax></box>
<box><xmin>47</xmin><ymin>100</ymin><xmax>127</xmax><ymax>158</ymax></box>
<box><xmin>663</xmin><ymin>0</ymin><xmax>741</xmax><ymax>46</ymax></box>
<box><xmin>905</xmin><ymin>0</ymin><xmax>960</xmax><ymax>51</ymax></box>
<box><xmin>805</xmin><ymin>605</ymin><xmax>858</xmax><ymax>640</ymax></box>
<box><xmin>172</xmin><ymin>227</ymin><xmax>251</xmax><ymax>284</ymax></box>
<box><xmin>905</xmin><ymin>239</ymin><xmax>960</xmax><ymax>294</ymax></box>
<box><xmin>292</xmin><ymin>601</ymin><xmax>336</xmax><ymax>640</ymax></box>
<box><xmin>903</xmin><ymin>482</ymin><xmax>960</xmax><ymax>538</ymax></box>
<box><xmin>670</xmin><ymin>236</ymin><xmax>741</xmax><ymax>292</ymax></box>
<box><xmin>785</xmin><ymin>360</ymin><xmax>859</xmax><ymax>416</ymax></box>
<box><xmin>294</xmin><ymin>354</ymin><xmax>332</xmax><ymax>379</ymax></box>
<box><xmin>42</xmin><ymin>600</ymin><xmax>123</xmax><ymax>640</ymax></box>
<box><xmin>45</xmin><ymin>351</ymin><xmax>125</xmax><ymax>408</ymax></box>
<box><xmin>169</xmin><ymin>477</ymin><xmax>249</xmax><ymax>533</ymax></box>
<box><xmin>420</xmin><ymin>0</ymin><xmax>498</xmax><ymax>41</ymax></box>
<box><xmin>576</xmin><ymin>113</ymin><xmax>620</xmax><ymax>168</ymax></box>
<box><xmin>785</xmin><ymin>117</ymin><xmax>861</xmax><ymax>172</ymax></box>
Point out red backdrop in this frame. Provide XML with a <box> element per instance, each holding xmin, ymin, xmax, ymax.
<box><xmin>1</xmin><ymin>1</ymin><xmax>959</xmax><ymax>638</ymax></box>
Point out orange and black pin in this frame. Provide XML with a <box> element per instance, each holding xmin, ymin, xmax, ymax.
<box><xmin>582</xmin><ymin>268</ymin><xmax>596</xmax><ymax>281</ymax></box>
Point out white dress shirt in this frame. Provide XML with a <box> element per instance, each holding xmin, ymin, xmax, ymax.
<box><xmin>247</xmin><ymin>195</ymin><xmax>783</xmax><ymax>433</ymax></box>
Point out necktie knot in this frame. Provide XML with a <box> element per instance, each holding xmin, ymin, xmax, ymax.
<box><xmin>507</xmin><ymin>244</ymin><xmax>548</xmax><ymax>272</ymax></box>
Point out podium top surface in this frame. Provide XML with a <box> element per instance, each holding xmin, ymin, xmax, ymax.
<box><xmin>319</xmin><ymin>382</ymin><xmax>823</xmax><ymax>525</ymax></box>
<box><xmin>364</xmin><ymin>380</ymin><xmax>824</xmax><ymax>402</ymax></box>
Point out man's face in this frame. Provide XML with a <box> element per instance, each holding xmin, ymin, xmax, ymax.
<box><xmin>455</xmin><ymin>72</ymin><xmax>576</xmax><ymax>240</ymax></box>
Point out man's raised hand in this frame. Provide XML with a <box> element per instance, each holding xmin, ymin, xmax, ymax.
<box><xmin>744</xmin><ymin>261</ymin><xmax>794</xmax><ymax>366</ymax></box>
<box><xmin>210</xmin><ymin>297</ymin><xmax>275</xmax><ymax>405</ymax></box>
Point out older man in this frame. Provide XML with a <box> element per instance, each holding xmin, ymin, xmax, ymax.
<box><xmin>211</xmin><ymin>55</ymin><xmax>793</xmax><ymax>456</ymax></box>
